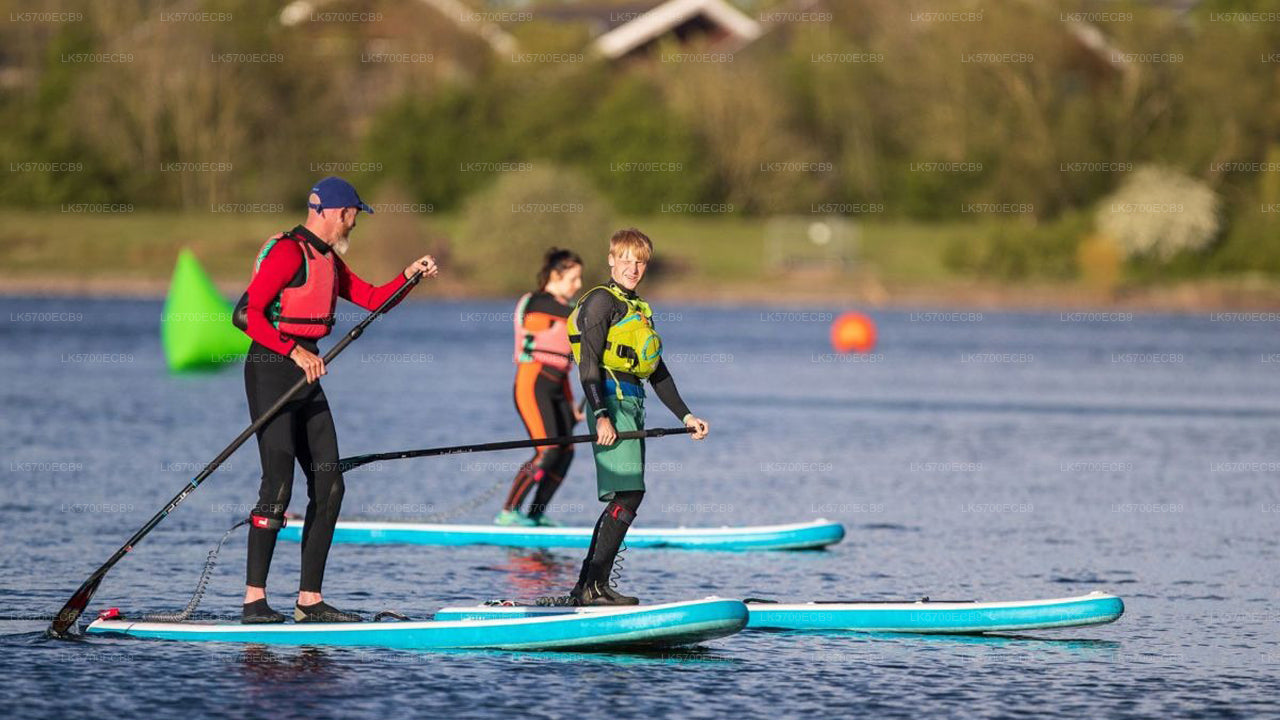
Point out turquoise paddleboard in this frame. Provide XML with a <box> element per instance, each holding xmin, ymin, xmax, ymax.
<box><xmin>434</xmin><ymin>592</ymin><xmax>1124</xmax><ymax>634</ymax></box>
<box><xmin>85</xmin><ymin>598</ymin><xmax>748</xmax><ymax>651</ymax></box>
<box><xmin>277</xmin><ymin>518</ymin><xmax>844</xmax><ymax>551</ymax></box>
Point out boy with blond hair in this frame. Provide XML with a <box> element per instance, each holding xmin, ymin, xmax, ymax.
<box><xmin>560</xmin><ymin>229</ymin><xmax>709</xmax><ymax>605</ymax></box>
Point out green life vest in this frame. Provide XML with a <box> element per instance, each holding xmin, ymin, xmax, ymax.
<box><xmin>568</xmin><ymin>284</ymin><xmax>663</xmax><ymax>379</ymax></box>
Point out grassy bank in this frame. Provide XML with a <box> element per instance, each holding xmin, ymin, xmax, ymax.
<box><xmin>2</xmin><ymin>209</ymin><xmax>1279</xmax><ymax>311</ymax></box>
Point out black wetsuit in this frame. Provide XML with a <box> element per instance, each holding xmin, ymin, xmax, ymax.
<box><xmin>241</xmin><ymin>226</ymin><xmax>409</xmax><ymax>595</ymax></box>
<box><xmin>571</xmin><ymin>281</ymin><xmax>691</xmax><ymax>598</ymax></box>
<box><xmin>244</xmin><ymin>339</ymin><xmax>342</xmax><ymax>592</ymax></box>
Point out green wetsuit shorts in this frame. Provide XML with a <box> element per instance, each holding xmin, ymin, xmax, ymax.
<box><xmin>591</xmin><ymin>393</ymin><xmax>646</xmax><ymax>501</ymax></box>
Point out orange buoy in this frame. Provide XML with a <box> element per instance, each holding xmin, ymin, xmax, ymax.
<box><xmin>831</xmin><ymin>312</ymin><xmax>876</xmax><ymax>353</ymax></box>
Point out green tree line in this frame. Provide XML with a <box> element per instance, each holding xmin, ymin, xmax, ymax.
<box><xmin>2</xmin><ymin>0</ymin><xmax>1278</xmax><ymax>276</ymax></box>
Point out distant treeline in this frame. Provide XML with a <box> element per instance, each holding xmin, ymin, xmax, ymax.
<box><xmin>2</xmin><ymin>0</ymin><xmax>1279</xmax><ymax>272</ymax></box>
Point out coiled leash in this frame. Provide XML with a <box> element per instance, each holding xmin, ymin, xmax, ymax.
<box><xmin>143</xmin><ymin>518</ymin><xmax>413</xmax><ymax>623</ymax></box>
<box><xmin>143</xmin><ymin>518</ymin><xmax>250</xmax><ymax>622</ymax></box>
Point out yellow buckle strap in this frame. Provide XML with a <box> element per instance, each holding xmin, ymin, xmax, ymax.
<box><xmin>605</xmin><ymin>368</ymin><xmax>624</xmax><ymax>399</ymax></box>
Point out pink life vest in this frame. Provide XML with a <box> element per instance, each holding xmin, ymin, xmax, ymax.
<box><xmin>513</xmin><ymin>292</ymin><xmax>572</xmax><ymax>371</ymax></box>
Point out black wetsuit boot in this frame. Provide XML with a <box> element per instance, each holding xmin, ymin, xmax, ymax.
<box><xmin>242</xmin><ymin>599</ymin><xmax>286</xmax><ymax>624</ymax></box>
<box><xmin>294</xmin><ymin>601</ymin><xmax>363</xmax><ymax>623</ymax></box>
<box><xmin>570</xmin><ymin>493</ymin><xmax>643</xmax><ymax>606</ymax></box>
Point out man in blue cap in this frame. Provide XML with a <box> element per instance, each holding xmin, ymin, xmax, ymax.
<box><xmin>238</xmin><ymin>176</ymin><xmax>437</xmax><ymax>623</ymax></box>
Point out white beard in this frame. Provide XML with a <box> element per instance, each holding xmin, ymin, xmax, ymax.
<box><xmin>332</xmin><ymin>236</ymin><xmax>349</xmax><ymax>256</ymax></box>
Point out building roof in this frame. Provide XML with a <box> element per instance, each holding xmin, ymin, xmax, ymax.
<box><xmin>592</xmin><ymin>0</ymin><xmax>762</xmax><ymax>60</ymax></box>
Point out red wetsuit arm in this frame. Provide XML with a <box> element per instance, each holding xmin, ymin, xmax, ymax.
<box><xmin>244</xmin><ymin>241</ymin><xmax>303</xmax><ymax>356</ymax></box>
<box><xmin>336</xmin><ymin>257</ymin><xmax>410</xmax><ymax>311</ymax></box>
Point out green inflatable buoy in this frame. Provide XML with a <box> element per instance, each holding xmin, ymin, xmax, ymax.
<box><xmin>161</xmin><ymin>248</ymin><xmax>250</xmax><ymax>372</ymax></box>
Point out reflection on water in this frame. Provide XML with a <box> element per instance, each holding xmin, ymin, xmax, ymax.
<box><xmin>487</xmin><ymin>550</ymin><xmax>577</xmax><ymax>598</ymax></box>
<box><xmin>234</xmin><ymin>646</ymin><xmax>341</xmax><ymax>682</ymax></box>
<box><xmin>226</xmin><ymin>641</ymin><xmax>737</xmax><ymax>671</ymax></box>
<box><xmin>764</xmin><ymin>628</ymin><xmax>1122</xmax><ymax>653</ymax></box>
<box><xmin>430</xmin><ymin>645</ymin><xmax>739</xmax><ymax>667</ymax></box>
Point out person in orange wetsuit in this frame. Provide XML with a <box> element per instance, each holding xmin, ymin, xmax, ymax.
<box><xmin>497</xmin><ymin>248</ymin><xmax>584</xmax><ymax>526</ymax></box>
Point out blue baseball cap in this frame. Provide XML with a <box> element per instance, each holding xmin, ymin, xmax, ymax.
<box><xmin>309</xmin><ymin>176</ymin><xmax>374</xmax><ymax>214</ymax></box>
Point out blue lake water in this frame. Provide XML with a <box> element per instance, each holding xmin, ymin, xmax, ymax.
<box><xmin>1</xmin><ymin>297</ymin><xmax>1277</xmax><ymax>718</ymax></box>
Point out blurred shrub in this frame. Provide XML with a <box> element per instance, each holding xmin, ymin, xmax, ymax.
<box><xmin>459</xmin><ymin>165</ymin><xmax>612</xmax><ymax>293</ymax></box>
<box><xmin>1077</xmin><ymin>234</ymin><xmax>1124</xmax><ymax>292</ymax></box>
<box><xmin>579</xmin><ymin>76</ymin><xmax>715</xmax><ymax>214</ymax></box>
<box><xmin>1205</xmin><ymin>200</ymin><xmax>1280</xmax><ymax>275</ymax></box>
<box><xmin>944</xmin><ymin>212</ymin><xmax>1089</xmax><ymax>280</ymax></box>
<box><xmin>369</xmin><ymin>69</ymin><xmax>714</xmax><ymax>214</ymax></box>
<box><xmin>0</xmin><ymin>20</ymin><xmax>120</xmax><ymax>206</ymax></box>
<box><xmin>659</xmin><ymin>47</ymin><xmax>829</xmax><ymax>214</ymax></box>
<box><xmin>1206</xmin><ymin>141</ymin><xmax>1280</xmax><ymax>275</ymax></box>
<box><xmin>368</xmin><ymin>84</ymin><xmax>515</xmax><ymax>214</ymax></box>
<box><xmin>1094</xmin><ymin>166</ymin><xmax>1221</xmax><ymax>261</ymax></box>
<box><xmin>353</xmin><ymin>183</ymin><xmax>436</xmax><ymax>280</ymax></box>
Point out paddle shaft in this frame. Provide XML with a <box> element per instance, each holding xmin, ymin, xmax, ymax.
<box><xmin>48</xmin><ymin>272</ymin><xmax>423</xmax><ymax>636</ymax></box>
<box><xmin>339</xmin><ymin>426</ymin><xmax>695</xmax><ymax>472</ymax></box>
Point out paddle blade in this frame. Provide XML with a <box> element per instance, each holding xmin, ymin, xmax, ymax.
<box><xmin>48</xmin><ymin>575</ymin><xmax>102</xmax><ymax>637</ymax></box>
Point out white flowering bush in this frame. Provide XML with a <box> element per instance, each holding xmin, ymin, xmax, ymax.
<box><xmin>1095</xmin><ymin>165</ymin><xmax>1220</xmax><ymax>260</ymax></box>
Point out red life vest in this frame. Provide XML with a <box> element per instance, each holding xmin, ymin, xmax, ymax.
<box><xmin>513</xmin><ymin>292</ymin><xmax>572</xmax><ymax>371</ymax></box>
<box><xmin>252</xmin><ymin>231</ymin><xmax>338</xmax><ymax>339</ymax></box>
